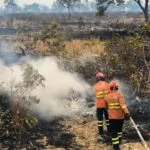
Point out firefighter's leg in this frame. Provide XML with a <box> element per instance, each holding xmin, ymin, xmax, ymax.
<box><xmin>103</xmin><ymin>108</ymin><xmax>110</xmax><ymax>132</ymax></box>
<box><xmin>112</xmin><ymin>133</ymin><xmax>120</xmax><ymax>150</ymax></box>
<box><xmin>110</xmin><ymin>120</ymin><xmax>120</xmax><ymax>150</ymax></box>
<box><xmin>117</xmin><ymin>120</ymin><xmax>124</xmax><ymax>144</ymax></box>
<box><xmin>96</xmin><ymin>108</ymin><xmax>104</xmax><ymax>135</ymax></box>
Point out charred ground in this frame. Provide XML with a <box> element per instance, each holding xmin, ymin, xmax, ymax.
<box><xmin>0</xmin><ymin>12</ymin><xmax>150</xmax><ymax>150</ymax></box>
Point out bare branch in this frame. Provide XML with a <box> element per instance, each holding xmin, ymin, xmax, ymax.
<box><xmin>136</xmin><ymin>0</ymin><xmax>145</xmax><ymax>13</ymax></box>
<box><xmin>145</xmin><ymin>0</ymin><xmax>149</xmax><ymax>11</ymax></box>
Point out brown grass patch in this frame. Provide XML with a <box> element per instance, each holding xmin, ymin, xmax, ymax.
<box><xmin>64</xmin><ymin>39</ymin><xmax>105</xmax><ymax>55</ymax></box>
<box><xmin>34</xmin><ymin>38</ymin><xmax>105</xmax><ymax>57</ymax></box>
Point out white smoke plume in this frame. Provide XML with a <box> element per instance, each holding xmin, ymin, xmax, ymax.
<box><xmin>0</xmin><ymin>55</ymin><xmax>91</xmax><ymax>120</ymax></box>
<box><xmin>29</xmin><ymin>57</ymin><xmax>91</xmax><ymax>119</ymax></box>
<box><xmin>111</xmin><ymin>79</ymin><xmax>136</xmax><ymax>107</ymax></box>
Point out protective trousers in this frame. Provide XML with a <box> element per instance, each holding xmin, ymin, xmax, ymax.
<box><xmin>109</xmin><ymin>119</ymin><xmax>124</xmax><ymax>150</ymax></box>
<box><xmin>96</xmin><ymin>108</ymin><xmax>109</xmax><ymax>135</ymax></box>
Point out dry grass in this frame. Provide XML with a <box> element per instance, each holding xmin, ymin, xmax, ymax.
<box><xmin>35</xmin><ymin>40</ymin><xmax>50</xmax><ymax>53</ymax></box>
<box><xmin>4</xmin><ymin>34</ymin><xmax>106</xmax><ymax>58</ymax></box>
<box><xmin>64</xmin><ymin>39</ymin><xmax>105</xmax><ymax>55</ymax></box>
<box><xmin>34</xmin><ymin>38</ymin><xmax>105</xmax><ymax>57</ymax></box>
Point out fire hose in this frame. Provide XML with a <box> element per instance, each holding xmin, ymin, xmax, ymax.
<box><xmin>130</xmin><ymin>117</ymin><xmax>150</xmax><ymax>150</ymax></box>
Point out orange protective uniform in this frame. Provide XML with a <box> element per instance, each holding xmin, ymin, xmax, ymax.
<box><xmin>104</xmin><ymin>91</ymin><xmax>129</xmax><ymax>119</ymax></box>
<box><xmin>94</xmin><ymin>81</ymin><xmax>110</xmax><ymax>108</ymax></box>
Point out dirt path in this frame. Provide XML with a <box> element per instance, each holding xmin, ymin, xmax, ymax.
<box><xmin>1</xmin><ymin>116</ymin><xmax>149</xmax><ymax>149</ymax></box>
<box><xmin>61</xmin><ymin>116</ymin><xmax>150</xmax><ymax>150</ymax></box>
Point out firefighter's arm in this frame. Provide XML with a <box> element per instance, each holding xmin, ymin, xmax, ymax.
<box><xmin>118</xmin><ymin>95</ymin><xmax>129</xmax><ymax>114</ymax></box>
<box><xmin>107</xmin><ymin>83</ymin><xmax>111</xmax><ymax>94</ymax></box>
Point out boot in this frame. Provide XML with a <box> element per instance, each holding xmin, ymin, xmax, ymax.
<box><xmin>97</xmin><ymin>134</ymin><xmax>107</xmax><ymax>143</ymax></box>
<box><xmin>113</xmin><ymin>145</ymin><xmax>120</xmax><ymax>150</ymax></box>
<box><xmin>98</xmin><ymin>126</ymin><xmax>103</xmax><ymax>135</ymax></box>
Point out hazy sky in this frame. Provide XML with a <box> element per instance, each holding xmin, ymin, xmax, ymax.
<box><xmin>0</xmin><ymin>0</ymin><xmax>94</xmax><ymax>7</ymax></box>
<box><xmin>0</xmin><ymin>0</ymin><xmax>55</xmax><ymax>7</ymax></box>
<box><xmin>17</xmin><ymin>0</ymin><xmax>55</xmax><ymax>7</ymax></box>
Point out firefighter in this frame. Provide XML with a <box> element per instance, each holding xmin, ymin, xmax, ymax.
<box><xmin>104</xmin><ymin>81</ymin><xmax>130</xmax><ymax>150</ymax></box>
<box><xmin>93</xmin><ymin>72</ymin><xmax>110</xmax><ymax>140</ymax></box>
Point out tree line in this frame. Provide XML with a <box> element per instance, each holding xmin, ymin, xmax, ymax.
<box><xmin>2</xmin><ymin>0</ymin><xmax>150</xmax><ymax>22</ymax></box>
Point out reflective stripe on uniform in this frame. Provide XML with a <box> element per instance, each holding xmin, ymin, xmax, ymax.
<box><xmin>112</xmin><ymin>141</ymin><xmax>119</xmax><ymax>145</ymax></box>
<box><xmin>98</xmin><ymin>120</ymin><xmax>103</xmax><ymax>127</ymax></box>
<box><xmin>109</xmin><ymin>103</ymin><xmax>120</xmax><ymax>106</ymax></box>
<box><xmin>112</xmin><ymin>137</ymin><xmax>119</xmax><ymax>145</ymax></box>
<box><xmin>98</xmin><ymin>124</ymin><xmax>103</xmax><ymax>127</ymax></box>
<box><xmin>106</xmin><ymin>120</ymin><xmax>110</xmax><ymax>125</ymax></box>
<box><xmin>96</xmin><ymin>90</ymin><xmax>109</xmax><ymax>98</ymax></box>
<box><xmin>118</xmin><ymin>132</ymin><xmax>122</xmax><ymax>134</ymax></box>
<box><xmin>108</xmin><ymin>106</ymin><xmax>121</xmax><ymax>109</ymax></box>
<box><xmin>118</xmin><ymin>132</ymin><xmax>123</xmax><ymax>138</ymax></box>
<box><xmin>112</xmin><ymin>137</ymin><xmax>119</xmax><ymax>141</ymax></box>
<box><xmin>98</xmin><ymin>121</ymin><xmax>103</xmax><ymax>123</ymax></box>
<box><xmin>108</xmin><ymin>103</ymin><xmax>121</xmax><ymax>109</ymax></box>
<box><xmin>96</xmin><ymin>91</ymin><xmax>104</xmax><ymax>98</ymax></box>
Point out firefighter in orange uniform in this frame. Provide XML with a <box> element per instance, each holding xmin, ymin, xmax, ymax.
<box><xmin>93</xmin><ymin>72</ymin><xmax>110</xmax><ymax>139</ymax></box>
<box><xmin>104</xmin><ymin>81</ymin><xmax>130</xmax><ymax>150</ymax></box>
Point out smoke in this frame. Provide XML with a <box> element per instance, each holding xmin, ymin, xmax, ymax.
<box><xmin>0</xmin><ymin>55</ymin><xmax>91</xmax><ymax>120</ymax></box>
<box><xmin>0</xmin><ymin>42</ymin><xmax>21</xmax><ymax>64</ymax></box>
<box><xmin>29</xmin><ymin>57</ymin><xmax>91</xmax><ymax>119</ymax></box>
<box><xmin>112</xmin><ymin>79</ymin><xmax>138</xmax><ymax>107</ymax></box>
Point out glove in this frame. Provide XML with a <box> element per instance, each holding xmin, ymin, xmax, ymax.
<box><xmin>125</xmin><ymin>113</ymin><xmax>131</xmax><ymax>120</ymax></box>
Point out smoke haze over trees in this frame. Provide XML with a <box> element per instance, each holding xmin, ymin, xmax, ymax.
<box><xmin>0</xmin><ymin>0</ymin><xmax>148</xmax><ymax>13</ymax></box>
<box><xmin>96</xmin><ymin>0</ymin><xmax>150</xmax><ymax>22</ymax></box>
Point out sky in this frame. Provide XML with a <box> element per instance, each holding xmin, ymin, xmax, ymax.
<box><xmin>0</xmin><ymin>0</ymin><xmax>95</xmax><ymax>8</ymax></box>
<box><xmin>17</xmin><ymin>0</ymin><xmax>55</xmax><ymax>7</ymax></box>
<box><xmin>0</xmin><ymin>0</ymin><xmax>146</xmax><ymax>11</ymax></box>
<box><xmin>0</xmin><ymin>0</ymin><xmax>55</xmax><ymax>7</ymax></box>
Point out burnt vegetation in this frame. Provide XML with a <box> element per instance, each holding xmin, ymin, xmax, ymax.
<box><xmin>0</xmin><ymin>2</ymin><xmax>150</xmax><ymax>148</ymax></box>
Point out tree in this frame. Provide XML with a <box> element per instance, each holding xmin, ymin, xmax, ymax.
<box><xmin>135</xmin><ymin>0</ymin><xmax>149</xmax><ymax>22</ymax></box>
<box><xmin>0</xmin><ymin>63</ymin><xmax>45</xmax><ymax>145</ymax></box>
<box><xmin>4</xmin><ymin>0</ymin><xmax>19</xmax><ymax>13</ymax></box>
<box><xmin>53</xmin><ymin>0</ymin><xmax>81</xmax><ymax>17</ymax></box>
<box><xmin>96</xmin><ymin>0</ymin><xmax>149</xmax><ymax>22</ymax></box>
<box><xmin>96</xmin><ymin>0</ymin><xmax>116</xmax><ymax>16</ymax></box>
